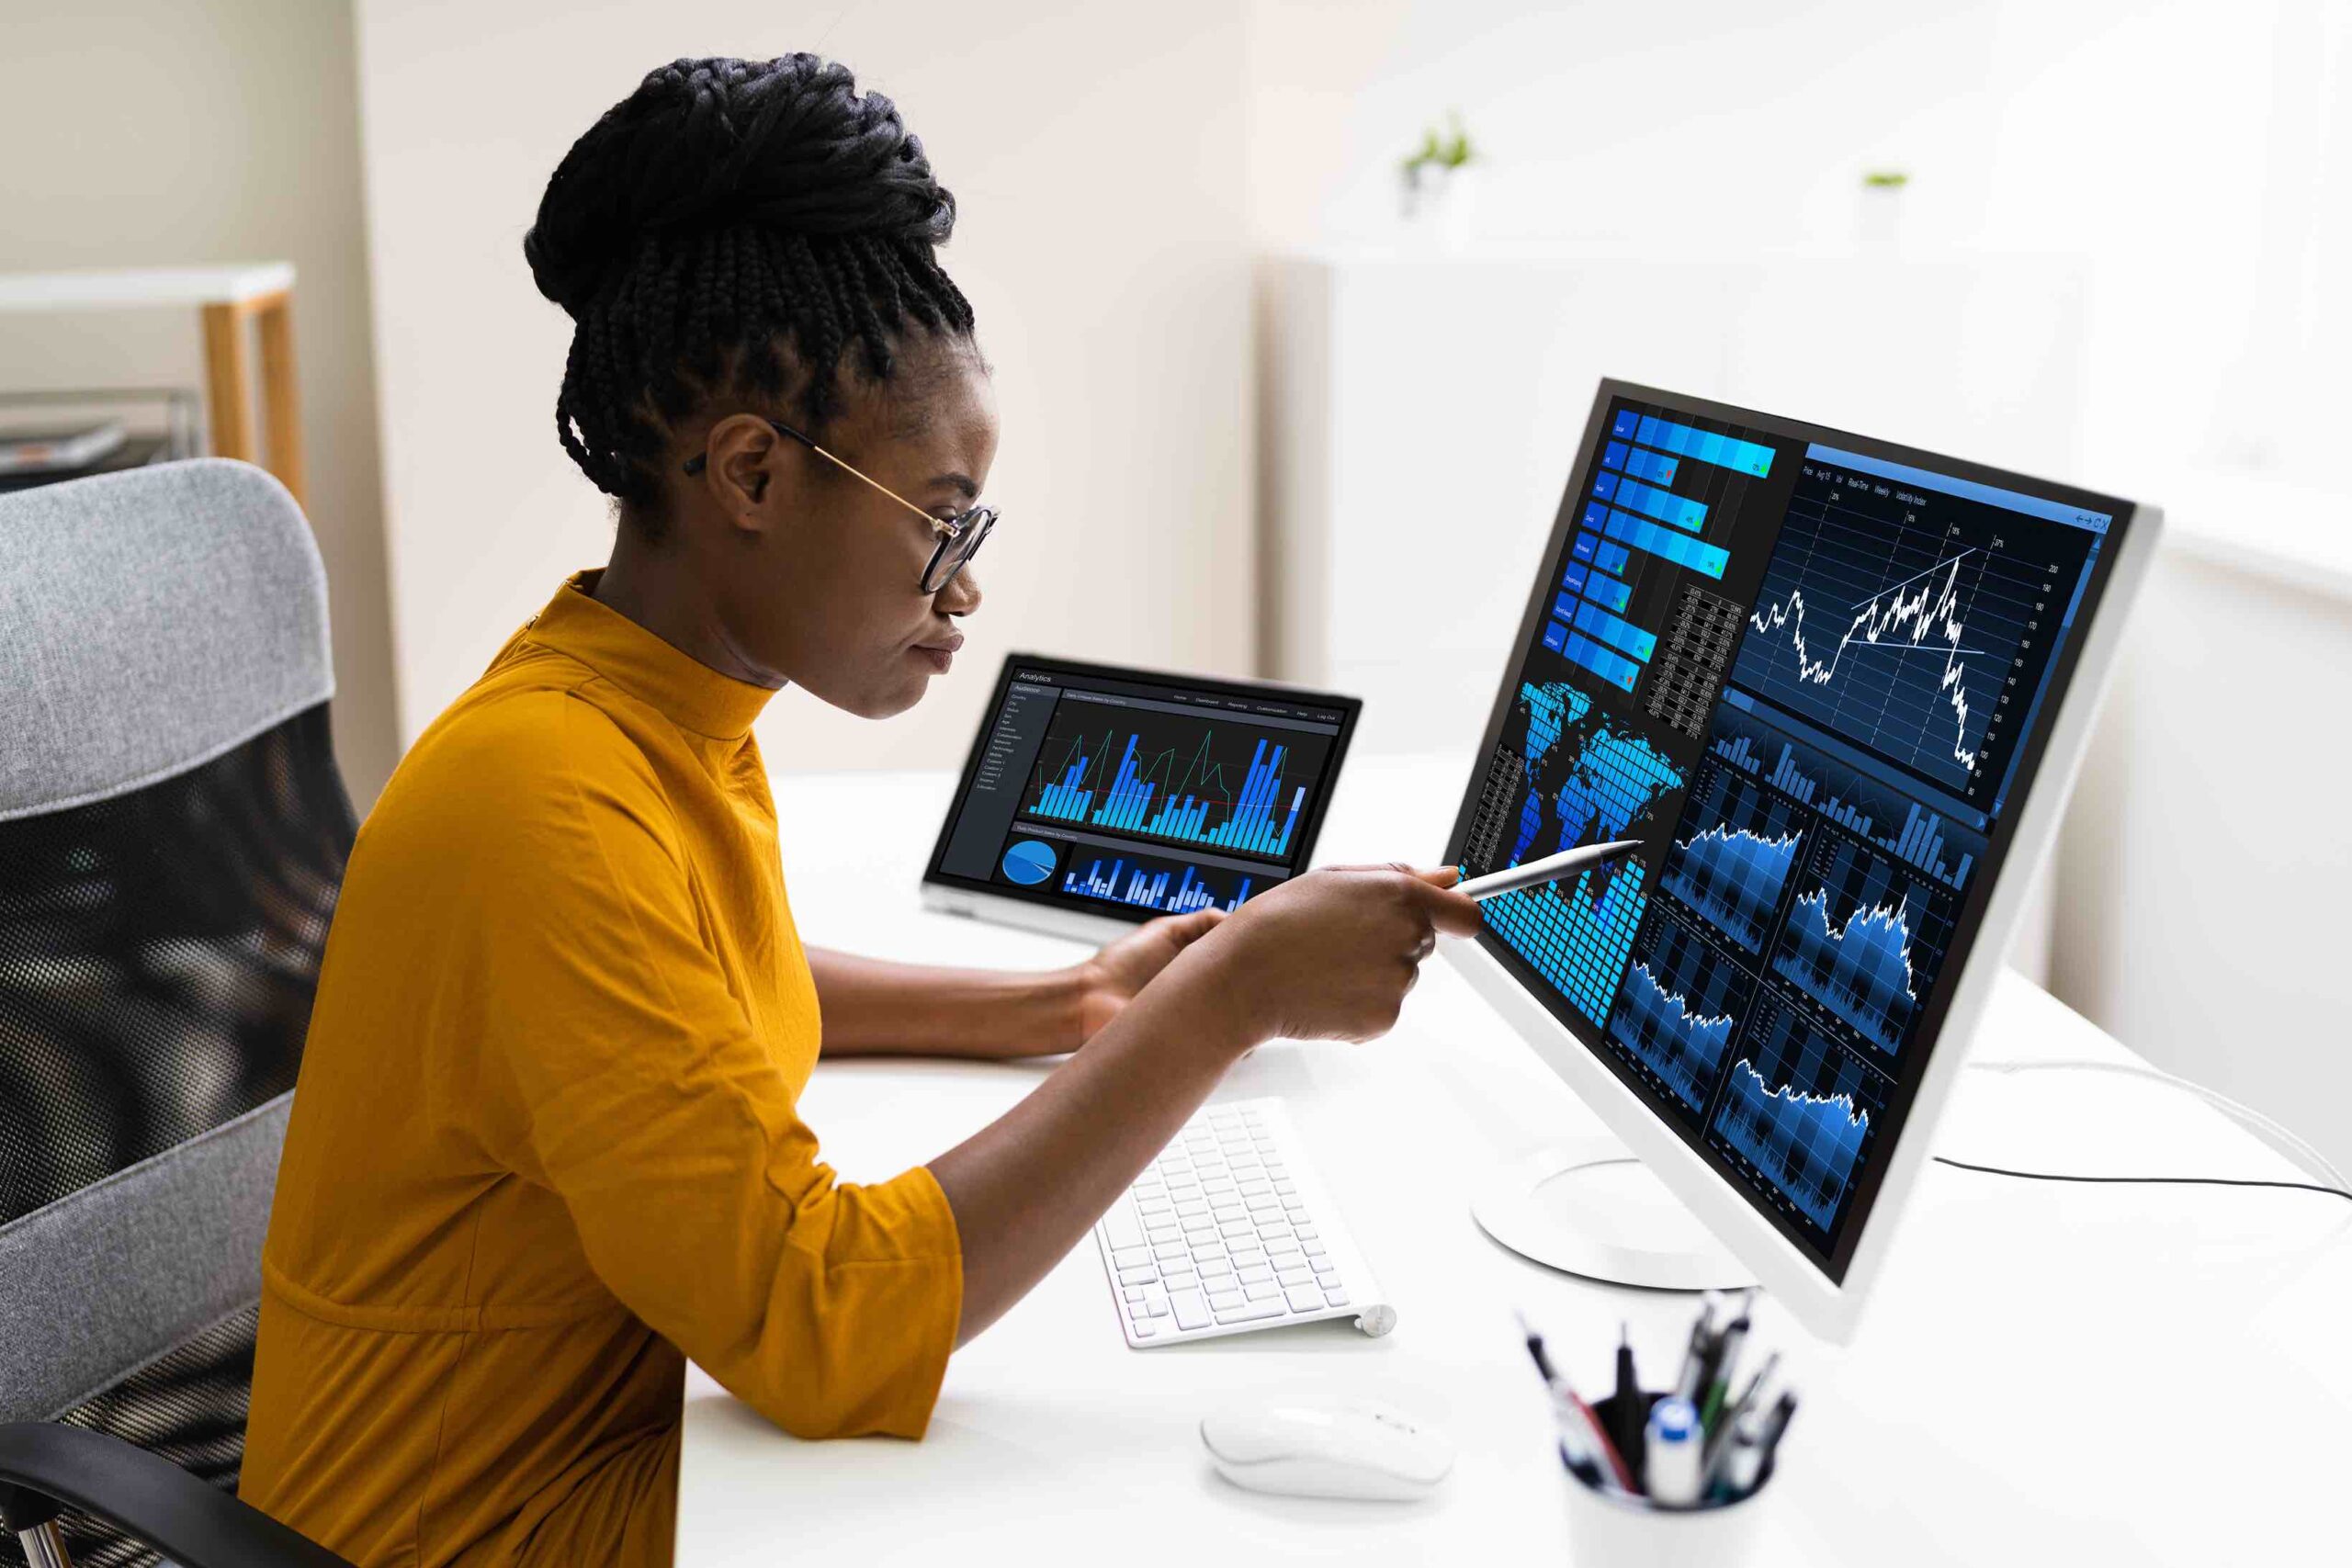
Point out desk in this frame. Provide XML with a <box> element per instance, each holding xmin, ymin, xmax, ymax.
<box><xmin>680</xmin><ymin>757</ymin><xmax>2349</xmax><ymax>1564</ymax></box>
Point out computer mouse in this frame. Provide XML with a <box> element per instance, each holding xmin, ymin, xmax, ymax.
<box><xmin>1199</xmin><ymin>1400</ymin><xmax>1453</xmax><ymax>1501</ymax></box>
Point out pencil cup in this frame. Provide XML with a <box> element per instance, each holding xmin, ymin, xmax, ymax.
<box><xmin>1564</xmin><ymin>1392</ymin><xmax>1774</xmax><ymax>1568</ymax></box>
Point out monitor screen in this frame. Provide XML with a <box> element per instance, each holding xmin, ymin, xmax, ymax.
<box><xmin>928</xmin><ymin>656</ymin><xmax>1361</xmax><ymax>923</ymax></box>
<box><xmin>1445</xmin><ymin>386</ymin><xmax>2130</xmax><ymax>1280</ymax></box>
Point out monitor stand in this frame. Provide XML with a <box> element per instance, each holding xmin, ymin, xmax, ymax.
<box><xmin>1471</xmin><ymin>1134</ymin><xmax>1756</xmax><ymax>1291</ymax></box>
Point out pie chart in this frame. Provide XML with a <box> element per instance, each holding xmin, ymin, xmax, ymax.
<box><xmin>1000</xmin><ymin>839</ymin><xmax>1058</xmax><ymax>886</ymax></box>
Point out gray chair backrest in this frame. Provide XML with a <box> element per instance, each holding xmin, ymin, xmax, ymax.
<box><xmin>0</xmin><ymin>460</ymin><xmax>355</xmax><ymax>1563</ymax></box>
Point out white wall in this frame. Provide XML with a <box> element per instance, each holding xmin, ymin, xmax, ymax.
<box><xmin>1241</xmin><ymin>0</ymin><xmax>2352</xmax><ymax>1156</ymax></box>
<box><xmin>353</xmin><ymin>0</ymin><xmax>1257</xmax><ymax>773</ymax></box>
<box><xmin>0</xmin><ymin>0</ymin><xmax>401</xmax><ymax>809</ymax></box>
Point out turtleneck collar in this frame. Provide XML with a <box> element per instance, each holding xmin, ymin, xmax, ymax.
<box><xmin>526</xmin><ymin>570</ymin><xmax>777</xmax><ymax>740</ymax></box>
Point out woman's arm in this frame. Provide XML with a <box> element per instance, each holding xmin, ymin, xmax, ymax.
<box><xmin>809</xmin><ymin>911</ymin><xmax>1225</xmax><ymax>1060</ymax></box>
<box><xmin>930</xmin><ymin>864</ymin><xmax>1479</xmax><ymax>1345</ymax></box>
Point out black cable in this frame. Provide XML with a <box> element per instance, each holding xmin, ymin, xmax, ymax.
<box><xmin>1933</xmin><ymin>1154</ymin><xmax>2352</xmax><ymax>1203</ymax></box>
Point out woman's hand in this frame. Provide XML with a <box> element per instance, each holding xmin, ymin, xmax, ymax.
<box><xmin>1071</xmin><ymin>908</ymin><xmax>1227</xmax><ymax>1045</ymax></box>
<box><xmin>1185</xmin><ymin>863</ymin><xmax>1482</xmax><ymax>1044</ymax></box>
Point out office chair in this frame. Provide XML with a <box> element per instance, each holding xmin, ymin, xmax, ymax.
<box><xmin>0</xmin><ymin>461</ymin><xmax>358</xmax><ymax>1568</ymax></box>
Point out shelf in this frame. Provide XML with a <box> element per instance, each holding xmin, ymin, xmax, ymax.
<box><xmin>0</xmin><ymin>264</ymin><xmax>297</xmax><ymax>313</ymax></box>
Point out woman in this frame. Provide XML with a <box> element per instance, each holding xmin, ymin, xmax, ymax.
<box><xmin>241</xmin><ymin>54</ymin><xmax>1476</xmax><ymax>1568</ymax></box>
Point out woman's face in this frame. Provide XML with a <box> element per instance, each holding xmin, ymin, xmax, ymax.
<box><xmin>696</xmin><ymin>333</ymin><xmax>999</xmax><ymax>719</ymax></box>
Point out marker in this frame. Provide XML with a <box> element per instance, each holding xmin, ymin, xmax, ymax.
<box><xmin>1706</xmin><ymin>1408</ymin><xmax>1768</xmax><ymax>1502</ymax></box>
<box><xmin>1644</xmin><ymin>1395</ymin><xmax>1705</xmax><ymax>1506</ymax></box>
<box><xmin>1673</xmin><ymin>1297</ymin><xmax>1717</xmax><ymax>1402</ymax></box>
<box><xmin>1454</xmin><ymin>840</ymin><xmax>1642</xmax><ymax>901</ymax></box>
<box><xmin>1756</xmin><ymin>1391</ymin><xmax>1800</xmax><ymax>1475</ymax></box>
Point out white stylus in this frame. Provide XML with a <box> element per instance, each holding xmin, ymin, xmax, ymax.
<box><xmin>1453</xmin><ymin>839</ymin><xmax>1643</xmax><ymax>901</ymax></box>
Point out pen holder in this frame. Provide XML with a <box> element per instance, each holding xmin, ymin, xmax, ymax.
<box><xmin>1564</xmin><ymin>1392</ymin><xmax>1776</xmax><ymax>1568</ymax></box>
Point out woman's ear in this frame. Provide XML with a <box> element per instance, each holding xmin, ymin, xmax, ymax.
<box><xmin>706</xmin><ymin>413</ymin><xmax>783</xmax><ymax>525</ymax></box>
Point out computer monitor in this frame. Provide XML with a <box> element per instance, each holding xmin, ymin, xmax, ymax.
<box><xmin>1439</xmin><ymin>380</ymin><xmax>2160</xmax><ymax>1342</ymax></box>
<box><xmin>923</xmin><ymin>654</ymin><xmax>1361</xmax><ymax>944</ymax></box>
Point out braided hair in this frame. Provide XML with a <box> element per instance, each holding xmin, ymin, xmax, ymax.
<box><xmin>523</xmin><ymin>55</ymin><xmax>977</xmax><ymax>536</ymax></box>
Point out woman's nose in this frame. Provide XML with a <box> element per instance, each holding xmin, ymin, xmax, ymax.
<box><xmin>938</xmin><ymin>567</ymin><xmax>982</xmax><ymax>616</ymax></box>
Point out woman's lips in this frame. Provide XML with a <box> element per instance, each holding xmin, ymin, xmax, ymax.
<box><xmin>912</xmin><ymin>632</ymin><xmax>963</xmax><ymax>672</ymax></box>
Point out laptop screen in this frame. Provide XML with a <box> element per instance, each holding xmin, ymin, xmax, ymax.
<box><xmin>927</xmin><ymin>656</ymin><xmax>1361</xmax><ymax>924</ymax></box>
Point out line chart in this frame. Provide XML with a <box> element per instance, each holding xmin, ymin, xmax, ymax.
<box><xmin>1728</xmin><ymin>455</ymin><xmax>2083</xmax><ymax>798</ymax></box>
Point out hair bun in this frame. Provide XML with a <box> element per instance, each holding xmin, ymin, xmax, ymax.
<box><xmin>524</xmin><ymin>54</ymin><xmax>956</xmax><ymax>317</ymax></box>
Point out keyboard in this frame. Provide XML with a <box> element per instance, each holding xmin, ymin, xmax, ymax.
<box><xmin>1093</xmin><ymin>1097</ymin><xmax>1394</xmax><ymax>1346</ymax></box>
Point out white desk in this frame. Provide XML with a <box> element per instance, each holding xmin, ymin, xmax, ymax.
<box><xmin>680</xmin><ymin>757</ymin><xmax>2349</xmax><ymax>1565</ymax></box>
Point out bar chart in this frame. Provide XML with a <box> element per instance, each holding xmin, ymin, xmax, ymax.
<box><xmin>1021</xmin><ymin>713</ymin><xmax>1329</xmax><ymax>862</ymax></box>
<box><xmin>1538</xmin><ymin>402</ymin><xmax>1784</xmax><ymax>698</ymax></box>
<box><xmin>1059</xmin><ymin>846</ymin><xmax>1262</xmax><ymax>915</ymax></box>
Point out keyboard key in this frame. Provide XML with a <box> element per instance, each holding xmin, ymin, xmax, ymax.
<box><xmin>1199</xmin><ymin>1258</ymin><xmax>1234</xmax><ymax>1278</ymax></box>
<box><xmin>1219</xmin><ymin>1220</ymin><xmax>1255</xmax><ymax>1239</ymax></box>
<box><xmin>1285</xmin><ymin>1284</ymin><xmax>1325</xmax><ymax>1314</ymax></box>
<box><xmin>1245</xmin><ymin>1280</ymin><xmax>1283</xmax><ymax>1302</ymax></box>
<box><xmin>1166</xmin><ymin>1270</ymin><xmax>1199</xmax><ymax>1294</ymax></box>
<box><xmin>1276</xmin><ymin>1267</ymin><xmax>1313</xmax><ymax>1288</ymax></box>
<box><xmin>1273</xmin><ymin>1180</ymin><xmax>1298</xmax><ymax>1196</ymax></box>
<box><xmin>1123</xmin><ymin>1286</ymin><xmax>1145</xmax><ymax>1303</ymax></box>
<box><xmin>1102</xmin><ymin>1207</ymin><xmax>1145</xmax><ymax>1251</ymax></box>
<box><xmin>1302</xmin><ymin>1240</ymin><xmax>1327</xmax><ymax>1258</ymax></box>
<box><xmin>1230</xmin><ymin>1247</ymin><xmax>1268</xmax><ymax>1269</ymax></box>
<box><xmin>1236</xmin><ymin>1264</ymin><xmax>1273</xmax><ymax>1284</ymax></box>
<box><xmin>1134</xmin><ymin>1319</ymin><xmax>1159</xmax><ymax>1338</ymax></box>
<box><xmin>1117</xmin><ymin>1266</ymin><xmax>1158</xmax><ymax>1286</ymax></box>
<box><xmin>1215</xmin><ymin>1297</ymin><xmax>1286</xmax><ymax>1324</ymax></box>
<box><xmin>1141</xmin><ymin>1288</ymin><xmax>1170</xmax><ymax>1318</ymax></box>
<box><xmin>1147</xmin><ymin>1225</ymin><xmax>1182</xmax><ymax>1245</ymax></box>
<box><xmin>1324</xmin><ymin>1288</ymin><xmax>1350</xmax><ymax>1307</ymax></box>
<box><xmin>1112</xmin><ymin>1247</ymin><xmax>1150</xmax><ymax>1269</ymax></box>
<box><xmin>1170</xmin><ymin>1290</ymin><xmax>1211</xmax><ymax>1331</ymax></box>
<box><xmin>1206</xmin><ymin>1290</ymin><xmax>1245</xmax><ymax>1314</ymax></box>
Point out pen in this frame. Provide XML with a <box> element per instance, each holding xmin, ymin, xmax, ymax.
<box><xmin>1756</xmin><ymin>1390</ymin><xmax>1799</xmax><ymax>1474</ymax></box>
<box><xmin>1705</xmin><ymin>1407</ymin><xmax>1767</xmax><ymax>1502</ymax></box>
<box><xmin>1611</xmin><ymin>1322</ymin><xmax>1645</xmax><ymax>1484</ymax></box>
<box><xmin>1454</xmin><ymin>840</ymin><xmax>1641</xmax><ymax>900</ymax></box>
<box><xmin>1699</xmin><ymin>1297</ymin><xmax>1751</xmax><ymax>1435</ymax></box>
<box><xmin>1673</xmin><ymin>1297</ymin><xmax>1716</xmax><ymax>1402</ymax></box>
<box><xmin>1516</xmin><ymin>1313</ymin><xmax>1636</xmax><ymax>1493</ymax></box>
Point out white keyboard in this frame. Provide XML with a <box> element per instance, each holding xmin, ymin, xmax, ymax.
<box><xmin>1093</xmin><ymin>1097</ymin><xmax>1394</xmax><ymax>1347</ymax></box>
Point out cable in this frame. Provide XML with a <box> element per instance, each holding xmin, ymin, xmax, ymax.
<box><xmin>1947</xmin><ymin>1057</ymin><xmax>2352</xmax><ymax>1203</ymax></box>
<box><xmin>1964</xmin><ymin>1056</ymin><xmax>2351</xmax><ymax>1192</ymax></box>
<box><xmin>1931</xmin><ymin>1154</ymin><xmax>2352</xmax><ymax>1203</ymax></box>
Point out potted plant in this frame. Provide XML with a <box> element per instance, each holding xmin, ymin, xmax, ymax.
<box><xmin>1400</xmin><ymin>110</ymin><xmax>1479</xmax><ymax>252</ymax></box>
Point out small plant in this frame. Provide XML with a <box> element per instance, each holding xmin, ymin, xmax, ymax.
<box><xmin>1860</xmin><ymin>169</ymin><xmax>1910</xmax><ymax>189</ymax></box>
<box><xmin>1401</xmin><ymin>110</ymin><xmax>1477</xmax><ymax>191</ymax></box>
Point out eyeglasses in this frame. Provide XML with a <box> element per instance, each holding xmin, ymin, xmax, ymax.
<box><xmin>684</xmin><ymin>416</ymin><xmax>997</xmax><ymax>593</ymax></box>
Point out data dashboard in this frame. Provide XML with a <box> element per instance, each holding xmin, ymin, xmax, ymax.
<box><xmin>928</xmin><ymin>657</ymin><xmax>1360</xmax><ymax>926</ymax></box>
<box><xmin>1449</xmin><ymin>390</ymin><xmax>2125</xmax><ymax>1277</ymax></box>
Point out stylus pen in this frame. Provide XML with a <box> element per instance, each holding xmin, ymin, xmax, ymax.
<box><xmin>1454</xmin><ymin>840</ymin><xmax>1642</xmax><ymax>900</ymax></box>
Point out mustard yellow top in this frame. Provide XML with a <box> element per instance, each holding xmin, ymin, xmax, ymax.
<box><xmin>242</xmin><ymin>573</ymin><xmax>963</xmax><ymax>1568</ymax></box>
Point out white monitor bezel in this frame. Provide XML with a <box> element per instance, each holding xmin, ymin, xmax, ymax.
<box><xmin>1439</xmin><ymin>378</ymin><xmax>2164</xmax><ymax>1343</ymax></box>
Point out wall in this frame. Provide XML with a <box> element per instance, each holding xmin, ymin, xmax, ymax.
<box><xmin>1241</xmin><ymin>0</ymin><xmax>2352</xmax><ymax>1153</ymax></box>
<box><xmin>0</xmin><ymin>0</ymin><xmax>401</xmax><ymax>809</ymax></box>
<box><xmin>351</xmin><ymin>0</ymin><xmax>1257</xmax><ymax>773</ymax></box>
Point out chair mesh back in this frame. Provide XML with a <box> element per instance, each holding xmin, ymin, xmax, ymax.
<box><xmin>0</xmin><ymin>462</ymin><xmax>354</xmax><ymax>1568</ymax></box>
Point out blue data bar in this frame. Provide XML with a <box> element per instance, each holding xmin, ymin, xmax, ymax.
<box><xmin>1561</xmin><ymin>561</ymin><xmax>1589</xmax><ymax>595</ymax></box>
<box><xmin>1563</xmin><ymin>630</ymin><xmax>1641</xmax><ymax>691</ymax></box>
<box><xmin>1542</xmin><ymin>617</ymin><xmax>1569</xmax><ymax>652</ymax></box>
<box><xmin>1572</xmin><ymin>530</ymin><xmax>1600</xmax><ymax>565</ymax></box>
<box><xmin>1584</xmin><ymin>571</ymin><xmax>1631</xmax><ymax>613</ymax></box>
<box><xmin>1621</xmin><ymin>447</ymin><xmax>1678</xmax><ymax>486</ymax></box>
<box><xmin>1804</xmin><ymin>443</ymin><xmax>2111</xmax><ymax>532</ymax></box>
<box><xmin>1603</xmin><ymin>440</ymin><xmax>1630</xmax><ymax>470</ymax></box>
<box><xmin>1597</xmin><ymin>542</ymin><xmax>1632</xmax><ymax>575</ymax></box>
<box><xmin>1583</xmin><ymin>500</ymin><xmax>1729</xmax><ymax>579</ymax></box>
<box><xmin>1573</xmin><ymin>599</ymin><xmax>1657</xmax><ymax>663</ymax></box>
<box><xmin>1591</xmin><ymin>470</ymin><xmax>1620</xmax><ymax>502</ymax></box>
<box><xmin>1610</xmin><ymin>410</ymin><xmax>1774</xmax><ymax>477</ymax></box>
<box><xmin>1612</xmin><ymin>476</ymin><xmax>1708</xmax><ymax>533</ymax></box>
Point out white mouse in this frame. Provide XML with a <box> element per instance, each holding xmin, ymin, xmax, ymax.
<box><xmin>1199</xmin><ymin>1400</ymin><xmax>1453</xmax><ymax>1501</ymax></box>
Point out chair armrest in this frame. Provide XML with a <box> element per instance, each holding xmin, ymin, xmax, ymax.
<box><xmin>0</xmin><ymin>1423</ymin><xmax>354</xmax><ymax>1568</ymax></box>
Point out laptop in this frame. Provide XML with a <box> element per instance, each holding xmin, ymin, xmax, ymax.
<box><xmin>922</xmin><ymin>654</ymin><xmax>1362</xmax><ymax>943</ymax></box>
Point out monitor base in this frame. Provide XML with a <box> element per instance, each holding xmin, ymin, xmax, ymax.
<box><xmin>1471</xmin><ymin>1135</ymin><xmax>1756</xmax><ymax>1291</ymax></box>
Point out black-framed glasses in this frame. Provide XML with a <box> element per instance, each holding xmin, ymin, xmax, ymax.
<box><xmin>684</xmin><ymin>416</ymin><xmax>997</xmax><ymax>593</ymax></box>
